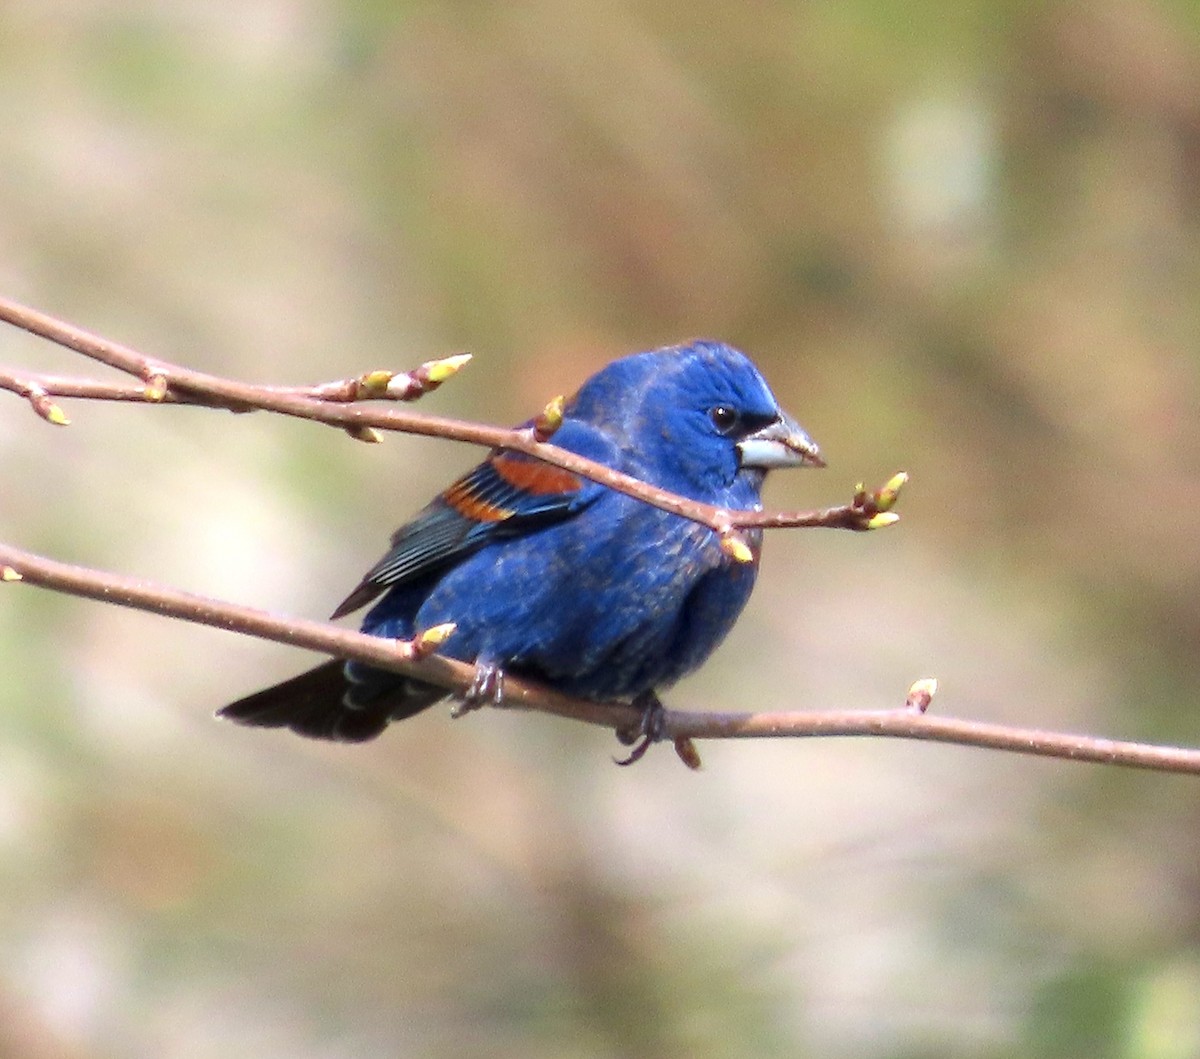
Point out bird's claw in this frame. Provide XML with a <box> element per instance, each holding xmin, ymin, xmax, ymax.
<box><xmin>452</xmin><ymin>661</ymin><xmax>505</xmax><ymax>717</ymax></box>
<box><xmin>614</xmin><ymin>691</ymin><xmax>666</xmax><ymax>766</ymax></box>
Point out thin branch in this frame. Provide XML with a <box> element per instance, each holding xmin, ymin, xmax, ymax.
<box><xmin>0</xmin><ymin>370</ymin><xmax>173</xmax><ymax>404</ymax></box>
<box><xmin>0</xmin><ymin>540</ymin><xmax>640</xmax><ymax>734</ymax></box>
<box><xmin>0</xmin><ymin>294</ymin><xmax>902</xmax><ymax>535</ymax></box>
<box><xmin>668</xmin><ymin>708</ymin><xmax>1200</xmax><ymax>772</ymax></box>
<box><xmin>3</xmin><ymin>540</ymin><xmax>1199</xmax><ymax>775</ymax></box>
<box><xmin>0</xmin><ymin>361</ymin><xmax>474</xmax><ymax>410</ymax></box>
<box><xmin>9</xmin><ymin>295</ymin><xmax>1188</xmax><ymax>775</ymax></box>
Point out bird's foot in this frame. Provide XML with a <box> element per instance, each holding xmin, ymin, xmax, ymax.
<box><xmin>452</xmin><ymin>661</ymin><xmax>505</xmax><ymax>718</ymax></box>
<box><xmin>614</xmin><ymin>690</ymin><xmax>666</xmax><ymax>766</ymax></box>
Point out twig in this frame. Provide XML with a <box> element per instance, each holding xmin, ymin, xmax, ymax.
<box><xmin>0</xmin><ymin>541</ymin><xmax>640</xmax><ymax>734</ymax></box>
<box><xmin>8</xmin><ymin>295</ymin><xmax>1193</xmax><ymax>775</ymax></box>
<box><xmin>0</xmin><ymin>294</ymin><xmax>902</xmax><ymax>535</ymax></box>
<box><xmin>3</xmin><ymin>540</ymin><xmax>1199</xmax><ymax>775</ymax></box>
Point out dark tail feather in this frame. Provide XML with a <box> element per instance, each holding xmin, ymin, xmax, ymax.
<box><xmin>217</xmin><ymin>660</ymin><xmax>444</xmax><ymax>743</ymax></box>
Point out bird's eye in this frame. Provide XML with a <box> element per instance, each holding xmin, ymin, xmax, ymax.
<box><xmin>709</xmin><ymin>406</ymin><xmax>740</xmax><ymax>434</ymax></box>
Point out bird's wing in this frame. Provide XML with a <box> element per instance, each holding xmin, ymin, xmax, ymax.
<box><xmin>330</xmin><ymin>448</ymin><xmax>603</xmax><ymax>619</ymax></box>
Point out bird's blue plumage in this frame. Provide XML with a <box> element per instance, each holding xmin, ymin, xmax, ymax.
<box><xmin>220</xmin><ymin>340</ymin><xmax>822</xmax><ymax>742</ymax></box>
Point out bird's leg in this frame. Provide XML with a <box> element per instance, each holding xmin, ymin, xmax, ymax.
<box><xmin>452</xmin><ymin>661</ymin><xmax>505</xmax><ymax>717</ymax></box>
<box><xmin>614</xmin><ymin>689</ymin><xmax>666</xmax><ymax>766</ymax></box>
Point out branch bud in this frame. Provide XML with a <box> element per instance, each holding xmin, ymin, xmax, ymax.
<box><xmin>413</xmin><ymin>622</ymin><xmax>457</xmax><ymax>659</ymax></box>
<box><xmin>533</xmin><ymin>395</ymin><xmax>565</xmax><ymax>442</ymax></box>
<box><xmin>143</xmin><ymin>375</ymin><xmax>168</xmax><ymax>402</ymax></box>
<box><xmin>865</xmin><ymin>512</ymin><xmax>900</xmax><ymax>530</ymax></box>
<box><xmin>360</xmin><ymin>370</ymin><xmax>394</xmax><ymax>396</ymax></box>
<box><xmin>344</xmin><ymin>425</ymin><xmax>383</xmax><ymax>444</ymax></box>
<box><xmin>0</xmin><ymin>566</ymin><xmax>22</xmax><ymax>582</ymax></box>
<box><xmin>420</xmin><ymin>353</ymin><xmax>472</xmax><ymax>386</ymax></box>
<box><xmin>719</xmin><ymin>530</ymin><xmax>755</xmax><ymax>564</ymax></box>
<box><xmin>874</xmin><ymin>471</ymin><xmax>909</xmax><ymax>512</ymax></box>
<box><xmin>674</xmin><ymin>736</ymin><xmax>703</xmax><ymax>770</ymax></box>
<box><xmin>905</xmin><ymin>677</ymin><xmax>938</xmax><ymax>713</ymax></box>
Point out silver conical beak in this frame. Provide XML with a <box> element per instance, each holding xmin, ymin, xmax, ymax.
<box><xmin>736</xmin><ymin>413</ymin><xmax>825</xmax><ymax>470</ymax></box>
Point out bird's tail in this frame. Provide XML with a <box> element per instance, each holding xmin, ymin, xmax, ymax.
<box><xmin>217</xmin><ymin>660</ymin><xmax>444</xmax><ymax>742</ymax></box>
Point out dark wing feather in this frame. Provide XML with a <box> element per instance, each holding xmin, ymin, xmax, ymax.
<box><xmin>330</xmin><ymin>451</ymin><xmax>598</xmax><ymax>619</ymax></box>
<box><xmin>358</xmin><ymin>506</ymin><xmax>477</xmax><ymax>589</ymax></box>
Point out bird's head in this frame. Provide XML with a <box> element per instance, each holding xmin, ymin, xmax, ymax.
<box><xmin>567</xmin><ymin>340</ymin><xmax>823</xmax><ymax>501</ymax></box>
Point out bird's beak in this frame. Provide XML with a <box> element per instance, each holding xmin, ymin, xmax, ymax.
<box><xmin>737</xmin><ymin>413</ymin><xmax>826</xmax><ymax>470</ymax></box>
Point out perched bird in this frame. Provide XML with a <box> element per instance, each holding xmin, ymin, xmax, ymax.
<box><xmin>219</xmin><ymin>340</ymin><xmax>823</xmax><ymax>743</ymax></box>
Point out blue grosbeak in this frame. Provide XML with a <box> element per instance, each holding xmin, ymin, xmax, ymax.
<box><xmin>219</xmin><ymin>340</ymin><xmax>823</xmax><ymax>742</ymax></box>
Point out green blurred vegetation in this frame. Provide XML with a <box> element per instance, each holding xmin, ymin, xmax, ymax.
<box><xmin>4</xmin><ymin>1</ymin><xmax>1200</xmax><ymax>1056</ymax></box>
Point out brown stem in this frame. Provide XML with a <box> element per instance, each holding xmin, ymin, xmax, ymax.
<box><xmin>3</xmin><ymin>540</ymin><xmax>1199</xmax><ymax>775</ymax></box>
<box><xmin>0</xmin><ymin>294</ymin><xmax>893</xmax><ymax>534</ymax></box>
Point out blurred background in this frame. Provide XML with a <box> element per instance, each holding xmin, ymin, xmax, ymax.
<box><xmin>3</xmin><ymin>1</ymin><xmax>1200</xmax><ymax>1056</ymax></box>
